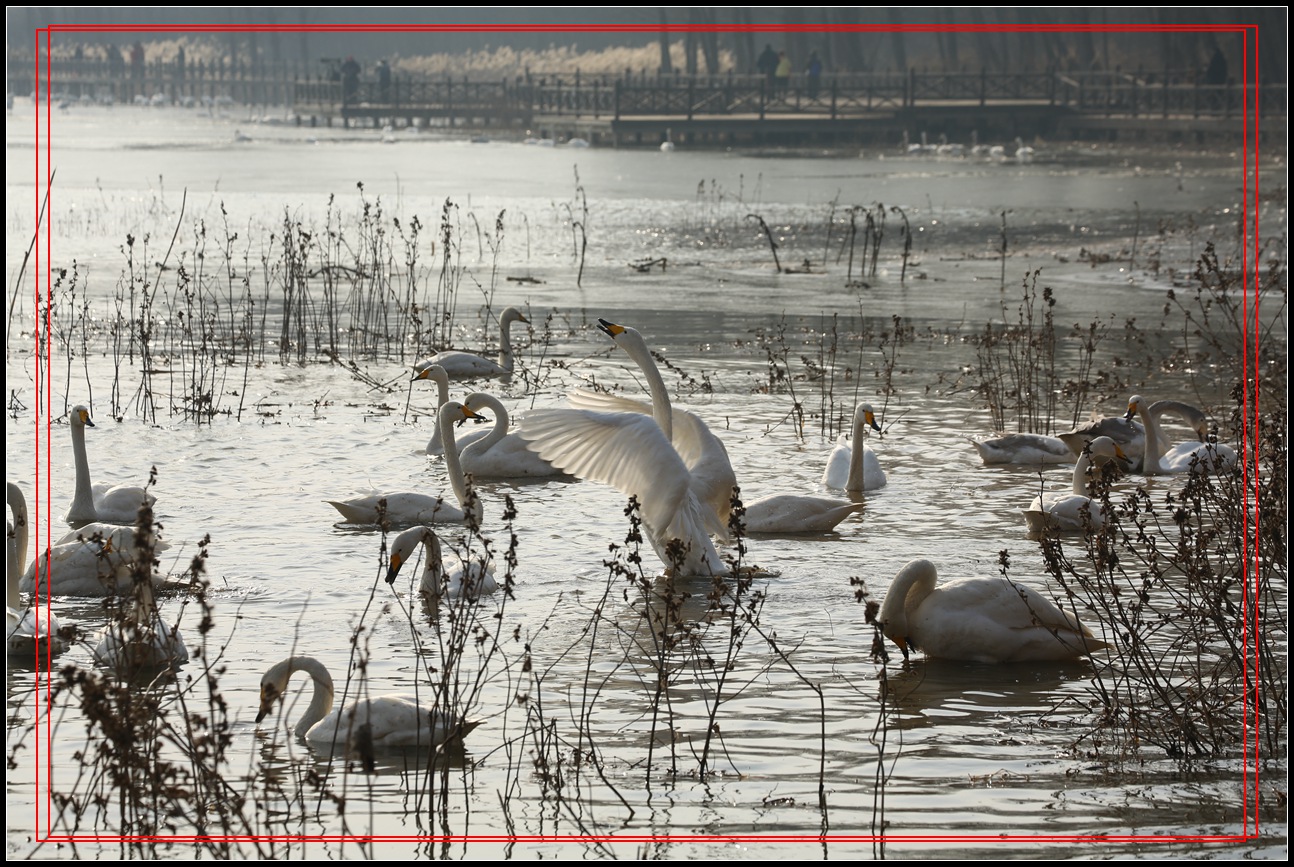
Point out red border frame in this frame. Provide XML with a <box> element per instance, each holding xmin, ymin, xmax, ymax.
<box><xmin>24</xmin><ymin>19</ymin><xmax>1265</xmax><ymax>850</ymax></box>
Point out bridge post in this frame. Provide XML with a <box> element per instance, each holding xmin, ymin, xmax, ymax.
<box><xmin>614</xmin><ymin>79</ymin><xmax>621</xmax><ymax>122</ymax></box>
<box><xmin>906</xmin><ymin>67</ymin><xmax>915</xmax><ymax>108</ymax></box>
<box><xmin>830</xmin><ymin>77</ymin><xmax>837</xmax><ymax>120</ymax></box>
<box><xmin>979</xmin><ymin>67</ymin><xmax>987</xmax><ymax>107</ymax></box>
<box><xmin>759</xmin><ymin>79</ymin><xmax>767</xmax><ymax>120</ymax></box>
<box><xmin>687</xmin><ymin>76</ymin><xmax>694</xmax><ymax>121</ymax></box>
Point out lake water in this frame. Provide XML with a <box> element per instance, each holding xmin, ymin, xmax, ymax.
<box><xmin>5</xmin><ymin>99</ymin><xmax>1286</xmax><ymax>859</ymax></box>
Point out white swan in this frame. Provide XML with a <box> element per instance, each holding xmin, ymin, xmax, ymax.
<box><xmin>517</xmin><ymin>320</ymin><xmax>733</xmax><ymax>576</ymax></box>
<box><xmin>65</xmin><ymin>405</ymin><xmax>157</xmax><ymax>527</ymax></box>
<box><xmin>572</xmin><ymin>319</ymin><xmax>737</xmax><ymax>529</ymax></box>
<box><xmin>879</xmin><ymin>559</ymin><xmax>1108</xmax><ymax>663</ymax></box>
<box><xmin>92</xmin><ymin>573</ymin><xmax>187</xmax><ymax>670</ymax></box>
<box><xmin>458</xmin><ymin>392</ymin><xmax>569</xmax><ymax>479</ymax></box>
<box><xmin>410</xmin><ymin>363</ymin><xmax>492</xmax><ymax>456</ymax></box>
<box><xmin>8</xmin><ymin>482</ymin><xmax>70</xmax><ymax>659</ymax></box>
<box><xmin>739</xmin><ymin>493</ymin><xmax>864</xmax><ymax>534</ymax></box>
<box><xmin>1126</xmin><ymin>395</ymin><xmax>1237</xmax><ymax>475</ymax></box>
<box><xmin>971</xmin><ymin>433</ymin><xmax>1073</xmax><ymax>466</ymax></box>
<box><xmin>823</xmin><ymin>403</ymin><xmax>886</xmax><ymax>491</ymax></box>
<box><xmin>327</xmin><ymin>402</ymin><xmax>483</xmax><ymax>527</ymax></box>
<box><xmin>20</xmin><ymin>523</ymin><xmax>169</xmax><ymax>597</ymax></box>
<box><xmin>418</xmin><ymin>307</ymin><xmax>528</xmax><ymax>381</ymax></box>
<box><xmin>256</xmin><ymin>655</ymin><xmax>482</xmax><ymax>755</ymax></box>
<box><xmin>1013</xmin><ymin>137</ymin><xmax>1035</xmax><ymax>163</ymax></box>
<box><xmin>1023</xmin><ymin>436</ymin><xmax>1127</xmax><ymax>535</ymax></box>
<box><xmin>386</xmin><ymin>525</ymin><xmax>498</xmax><ymax>599</ymax></box>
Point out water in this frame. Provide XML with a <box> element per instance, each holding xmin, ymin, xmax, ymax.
<box><xmin>6</xmin><ymin>100</ymin><xmax>1286</xmax><ymax>859</ymax></box>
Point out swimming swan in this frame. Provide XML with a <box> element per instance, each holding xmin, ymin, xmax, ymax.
<box><xmin>92</xmin><ymin>574</ymin><xmax>188</xmax><ymax>670</ymax></box>
<box><xmin>8</xmin><ymin>482</ymin><xmax>70</xmax><ymax>659</ymax></box>
<box><xmin>410</xmin><ymin>363</ymin><xmax>492</xmax><ymax>456</ymax></box>
<box><xmin>739</xmin><ymin>493</ymin><xmax>865</xmax><ymax>534</ymax></box>
<box><xmin>1059</xmin><ymin>398</ymin><xmax>1209</xmax><ymax>471</ymax></box>
<box><xmin>971</xmin><ymin>433</ymin><xmax>1073</xmax><ymax>466</ymax></box>
<box><xmin>327</xmin><ymin>402</ymin><xmax>483</xmax><ymax>527</ymax></box>
<box><xmin>1023</xmin><ymin>436</ymin><xmax>1126</xmax><ymax>535</ymax></box>
<box><xmin>20</xmin><ymin>523</ymin><xmax>169</xmax><ymax>597</ymax></box>
<box><xmin>459</xmin><ymin>392</ymin><xmax>569</xmax><ymax>479</ymax></box>
<box><xmin>823</xmin><ymin>403</ymin><xmax>886</xmax><ymax>491</ymax></box>
<box><xmin>65</xmin><ymin>405</ymin><xmax>157</xmax><ymax>527</ymax></box>
<box><xmin>517</xmin><ymin>320</ymin><xmax>733</xmax><ymax>576</ymax></box>
<box><xmin>879</xmin><ymin>559</ymin><xmax>1108</xmax><ymax>663</ymax></box>
<box><xmin>386</xmin><ymin>525</ymin><xmax>498</xmax><ymax>599</ymax></box>
<box><xmin>256</xmin><ymin>655</ymin><xmax>482</xmax><ymax>755</ymax></box>
<box><xmin>1125</xmin><ymin>395</ymin><xmax>1236</xmax><ymax>475</ymax></box>
<box><xmin>418</xmin><ymin>307</ymin><xmax>528</xmax><ymax>381</ymax></box>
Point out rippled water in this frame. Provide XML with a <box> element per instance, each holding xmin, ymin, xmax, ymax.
<box><xmin>6</xmin><ymin>100</ymin><xmax>1285</xmax><ymax>858</ymax></box>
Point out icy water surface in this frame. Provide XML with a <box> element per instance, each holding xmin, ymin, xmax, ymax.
<box><xmin>5</xmin><ymin>100</ymin><xmax>1285</xmax><ymax>859</ymax></box>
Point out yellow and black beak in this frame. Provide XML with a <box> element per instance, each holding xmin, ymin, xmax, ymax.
<box><xmin>385</xmin><ymin>552</ymin><xmax>404</xmax><ymax>585</ymax></box>
<box><xmin>597</xmin><ymin>318</ymin><xmax>625</xmax><ymax>339</ymax></box>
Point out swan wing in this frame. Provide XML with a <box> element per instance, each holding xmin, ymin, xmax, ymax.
<box><xmin>461</xmin><ymin>433</ymin><xmax>567</xmax><ymax>479</ymax></box>
<box><xmin>427</xmin><ymin>350</ymin><xmax>505</xmax><ymax>380</ymax></box>
<box><xmin>517</xmin><ymin>409</ymin><xmax>690</xmax><ymax>536</ymax></box>
<box><xmin>326</xmin><ymin>492</ymin><xmax>465</xmax><ymax>525</ymax></box>
<box><xmin>311</xmin><ymin>696</ymin><xmax>480</xmax><ymax>750</ymax></box>
<box><xmin>972</xmin><ymin>433</ymin><xmax>1073</xmax><ymax>465</ymax></box>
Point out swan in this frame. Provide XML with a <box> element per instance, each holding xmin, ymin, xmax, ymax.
<box><xmin>1023</xmin><ymin>436</ymin><xmax>1127</xmax><ymax>535</ymax></box>
<box><xmin>879</xmin><ymin>559</ymin><xmax>1109</xmax><ymax>663</ymax></box>
<box><xmin>823</xmin><ymin>403</ymin><xmax>886</xmax><ymax>491</ymax></box>
<box><xmin>1059</xmin><ymin>398</ymin><xmax>1210</xmax><ymax>470</ymax></box>
<box><xmin>575</xmin><ymin>318</ymin><xmax>737</xmax><ymax>528</ymax></box>
<box><xmin>458</xmin><ymin>392</ymin><xmax>569</xmax><ymax>479</ymax></box>
<box><xmin>65</xmin><ymin>405</ymin><xmax>157</xmax><ymax>527</ymax></box>
<box><xmin>1013</xmin><ymin>137</ymin><xmax>1035</xmax><ymax>163</ymax></box>
<box><xmin>971</xmin><ymin>433</ymin><xmax>1073</xmax><ymax>466</ymax></box>
<box><xmin>410</xmin><ymin>363</ymin><xmax>492</xmax><ymax>456</ymax></box>
<box><xmin>257</xmin><ymin>656</ymin><xmax>482</xmax><ymax>757</ymax></box>
<box><xmin>8</xmin><ymin>483</ymin><xmax>70</xmax><ymax>659</ymax></box>
<box><xmin>386</xmin><ymin>525</ymin><xmax>498</xmax><ymax>599</ymax></box>
<box><xmin>92</xmin><ymin>573</ymin><xmax>187</xmax><ymax>670</ymax></box>
<box><xmin>327</xmin><ymin>402</ymin><xmax>483</xmax><ymax>527</ymax></box>
<box><xmin>1126</xmin><ymin>395</ymin><xmax>1237</xmax><ymax>475</ymax></box>
<box><xmin>739</xmin><ymin>494</ymin><xmax>865</xmax><ymax>534</ymax></box>
<box><xmin>517</xmin><ymin>320</ymin><xmax>733</xmax><ymax>576</ymax></box>
<box><xmin>660</xmin><ymin>128</ymin><xmax>675</xmax><ymax>152</ymax></box>
<box><xmin>20</xmin><ymin>523</ymin><xmax>169</xmax><ymax>597</ymax></box>
<box><xmin>418</xmin><ymin>307</ymin><xmax>528</xmax><ymax>381</ymax></box>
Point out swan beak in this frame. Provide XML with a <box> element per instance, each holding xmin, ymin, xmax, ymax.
<box><xmin>461</xmin><ymin>405</ymin><xmax>482</xmax><ymax>420</ymax></box>
<box><xmin>411</xmin><ymin>367</ymin><xmax>429</xmax><ymax>381</ymax></box>
<box><xmin>893</xmin><ymin>636</ymin><xmax>911</xmax><ymax>661</ymax></box>
<box><xmin>1124</xmin><ymin>400</ymin><xmax>1139</xmax><ymax>421</ymax></box>
<box><xmin>866</xmin><ymin>410</ymin><xmax>881</xmax><ymax>432</ymax></box>
<box><xmin>255</xmin><ymin>684</ymin><xmax>279</xmax><ymax>722</ymax></box>
<box><xmin>385</xmin><ymin>553</ymin><xmax>403</xmax><ymax>585</ymax></box>
<box><xmin>518</xmin><ymin>312</ymin><xmax>530</xmax><ymax>324</ymax></box>
<box><xmin>1114</xmin><ymin>443</ymin><xmax>1129</xmax><ymax>465</ymax></box>
<box><xmin>79</xmin><ymin>408</ymin><xmax>95</xmax><ymax>428</ymax></box>
<box><xmin>597</xmin><ymin>318</ymin><xmax>625</xmax><ymax>338</ymax></box>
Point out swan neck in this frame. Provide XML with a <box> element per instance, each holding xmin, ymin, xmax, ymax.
<box><xmin>440</xmin><ymin>411</ymin><xmax>484</xmax><ymax>525</ymax></box>
<box><xmin>499</xmin><ymin>315</ymin><xmax>516</xmax><ymax>374</ymax></box>
<box><xmin>1138</xmin><ymin>404</ymin><xmax>1163</xmax><ymax>474</ymax></box>
<box><xmin>846</xmin><ymin>416</ymin><xmax>869</xmax><ymax>490</ymax></box>
<box><xmin>287</xmin><ymin>656</ymin><xmax>335</xmax><ymax>737</ymax></box>
<box><xmin>70</xmin><ymin>420</ymin><xmax>95</xmax><ymax>519</ymax></box>
<box><xmin>623</xmin><ymin>335</ymin><xmax>673</xmax><ymax>441</ymax></box>
<box><xmin>881</xmin><ymin>562</ymin><xmax>936</xmax><ymax>641</ymax></box>
<box><xmin>1072</xmin><ymin>453</ymin><xmax>1094</xmax><ymax>496</ymax></box>
<box><xmin>474</xmin><ymin>396</ymin><xmax>509</xmax><ymax>454</ymax></box>
<box><xmin>8</xmin><ymin>484</ymin><xmax>28</xmax><ymax>588</ymax></box>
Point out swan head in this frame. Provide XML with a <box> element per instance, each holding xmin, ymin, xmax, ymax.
<box><xmin>596</xmin><ymin>318</ymin><xmax>650</xmax><ymax>358</ymax></box>
<box><xmin>412</xmin><ymin>363</ymin><xmax>450</xmax><ymax>387</ymax></box>
<box><xmin>386</xmin><ymin>525</ymin><xmax>441</xmax><ymax>586</ymax></box>
<box><xmin>856</xmin><ymin>403</ymin><xmax>881</xmax><ymax>432</ymax></box>
<box><xmin>1124</xmin><ymin>395</ymin><xmax>1146</xmax><ymax>421</ymax></box>
<box><xmin>1086</xmin><ymin>435</ymin><xmax>1128</xmax><ymax>467</ymax></box>
<box><xmin>462</xmin><ymin>392</ymin><xmax>500</xmax><ymax>422</ymax></box>
<box><xmin>70</xmin><ymin>405</ymin><xmax>96</xmax><ymax>429</ymax></box>
<box><xmin>500</xmin><ymin>307</ymin><xmax>529</xmax><ymax>327</ymax></box>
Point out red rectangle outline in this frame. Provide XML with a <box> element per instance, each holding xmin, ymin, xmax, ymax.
<box><xmin>25</xmin><ymin>19</ymin><xmax>1265</xmax><ymax>850</ymax></box>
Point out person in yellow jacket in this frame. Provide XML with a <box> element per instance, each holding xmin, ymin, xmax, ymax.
<box><xmin>774</xmin><ymin>51</ymin><xmax>792</xmax><ymax>95</ymax></box>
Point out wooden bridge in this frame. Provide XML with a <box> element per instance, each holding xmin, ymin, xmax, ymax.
<box><xmin>292</xmin><ymin>69</ymin><xmax>1287</xmax><ymax>148</ymax></box>
<box><xmin>17</xmin><ymin>56</ymin><xmax>1284</xmax><ymax>148</ymax></box>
